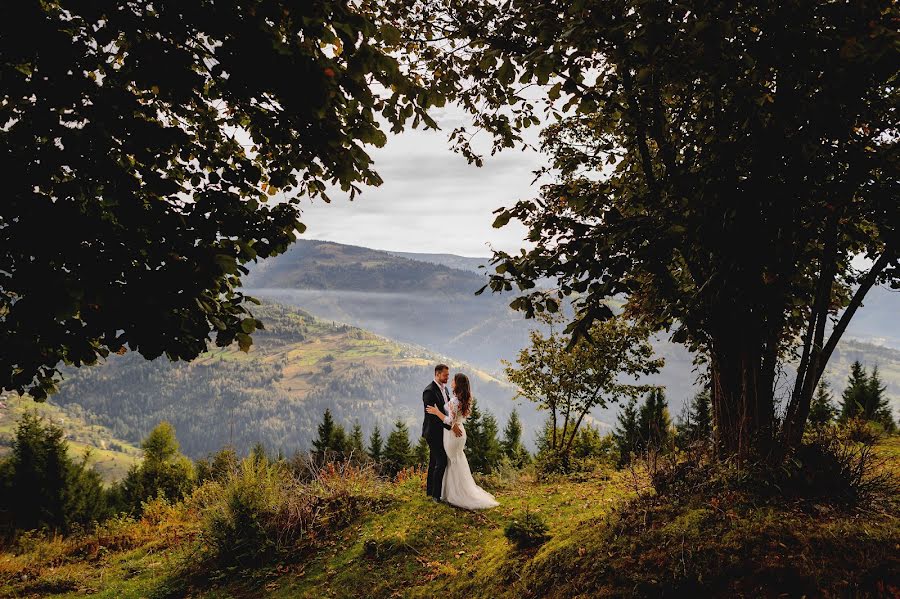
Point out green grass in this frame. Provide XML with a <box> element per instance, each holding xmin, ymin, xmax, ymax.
<box><xmin>265</xmin><ymin>469</ymin><xmax>634</xmax><ymax>599</ymax></box>
<box><xmin>3</xmin><ymin>439</ymin><xmax>898</xmax><ymax>598</ymax></box>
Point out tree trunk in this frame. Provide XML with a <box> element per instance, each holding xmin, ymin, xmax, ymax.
<box><xmin>710</xmin><ymin>333</ymin><xmax>776</xmax><ymax>463</ymax></box>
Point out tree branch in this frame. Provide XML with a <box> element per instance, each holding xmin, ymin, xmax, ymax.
<box><xmin>815</xmin><ymin>249</ymin><xmax>894</xmax><ymax>381</ymax></box>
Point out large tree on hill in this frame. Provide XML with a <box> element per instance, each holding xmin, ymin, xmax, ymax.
<box><xmin>423</xmin><ymin>0</ymin><xmax>899</xmax><ymax>461</ymax></box>
<box><xmin>1</xmin><ymin>1</ymin><xmax>449</xmax><ymax>399</ymax></box>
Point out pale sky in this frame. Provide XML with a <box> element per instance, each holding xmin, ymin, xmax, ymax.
<box><xmin>296</xmin><ymin>106</ymin><xmax>547</xmax><ymax>257</ymax></box>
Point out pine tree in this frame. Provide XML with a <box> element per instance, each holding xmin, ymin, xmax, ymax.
<box><xmin>808</xmin><ymin>380</ymin><xmax>837</xmax><ymax>426</ymax></box>
<box><xmin>311</xmin><ymin>408</ymin><xmax>347</xmax><ymax>458</ymax></box>
<box><xmin>571</xmin><ymin>423</ymin><xmax>615</xmax><ymax>464</ymax></box>
<box><xmin>535</xmin><ymin>416</ymin><xmax>556</xmax><ymax>456</ymax></box>
<box><xmin>312</xmin><ymin>408</ymin><xmax>337</xmax><ymax>455</ymax></box>
<box><xmin>249</xmin><ymin>441</ymin><xmax>269</xmax><ymax>465</ymax></box>
<box><xmin>839</xmin><ymin>361</ymin><xmax>869</xmax><ymax>420</ymax></box>
<box><xmin>367</xmin><ymin>424</ymin><xmax>384</xmax><ymax>463</ymax></box>
<box><xmin>330</xmin><ymin>424</ymin><xmax>348</xmax><ymax>456</ymax></box>
<box><xmin>0</xmin><ymin>412</ymin><xmax>109</xmax><ymax>532</ymax></box>
<box><xmin>866</xmin><ymin>366</ymin><xmax>896</xmax><ymax>432</ymax></box>
<box><xmin>613</xmin><ymin>397</ymin><xmax>640</xmax><ymax>466</ymax></box>
<box><xmin>502</xmin><ymin>409</ymin><xmax>529</xmax><ymax>466</ymax></box>
<box><xmin>383</xmin><ymin>420</ymin><xmax>413</xmax><ymax>477</ymax></box>
<box><xmin>467</xmin><ymin>407</ymin><xmax>503</xmax><ymax>474</ymax></box>
<box><xmin>638</xmin><ymin>388</ymin><xmax>672</xmax><ymax>451</ymax></box>
<box><xmin>676</xmin><ymin>390</ymin><xmax>713</xmax><ymax>446</ymax></box>
<box><xmin>690</xmin><ymin>390</ymin><xmax>712</xmax><ymax>441</ymax></box>
<box><xmin>348</xmin><ymin>421</ymin><xmax>366</xmax><ymax>460</ymax></box>
<box><xmin>414</xmin><ymin>436</ymin><xmax>430</xmax><ymax>467</ymax></box>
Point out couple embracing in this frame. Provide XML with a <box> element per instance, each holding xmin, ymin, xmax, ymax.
<box><xmin>421</xmin><ymin>364</ymin><xmax>499</xmax><ymax>510</ymax></box>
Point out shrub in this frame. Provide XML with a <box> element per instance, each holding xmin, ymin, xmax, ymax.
<box><xmin>195</xmin><ymin>446</ymin><xmax>240</xmax><ymax>484</ymax></box>
<box><xmin>504</xmin><ymin>510</ymin><xmax>550</xmax><ymax>550</ymax></box>
<box><xmin>475</xmin><ymin>455</ymin><xmax>521</xmax><ymax>492</ymax></box>
<box><xmin>201</xmin><ymin>456</ymin><xmax>383</xmax><ymax>569</ymax></box>
<box><xmin>842</xmin><ymin>417</ymin><xmax>884</xmax><ymax>445</ymax></box>
<box><xmin>202</xmin><ymin>458</ymin><xmax>285</xmax><ymax>566</ymax></box>
<box><xmin>785</xmin><ymin>424</ymin><xmax>898</xmax><ymax>506</ymax></box>
<box><xmin>650</xmin><ymin>422</ymin><xmax>898</xmax><ymax>509</ymax></box>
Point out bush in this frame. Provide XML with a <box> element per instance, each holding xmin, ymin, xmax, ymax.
<box><xmin>202</xmin><ymin>458</ymin><xmax>285</xmax><ymax>566</ymax></box>
<box><xmin>650</xmin><ymin>422</ymin><xmax>899</xmax><ymax>509</ymax></box>
<box><xmin>474</xmin><ymin>455</ymin><xmax>521</xmax><ymax>492</ymax></box>
<box><xmin>785</xmin><ymin>424</ymin><xmax>898</xmax><ymax>506</ymax></box>
<box><xmin>504</xmin><ymin>510</ymin><xmax>550</xmax><ymax>550</ymax></box>
<box><xmin>534</xmin><ymin>424</ymin><xmax>617</xmax><ymax>477</ymax></box>
<box><xmin>195</xmin><ymin>446</ymin><xmax>239</xmax><ymax>484</ymax></box>
<box><xmin>201</xmin><ymin>456</ymin><xmax>382</xmax><ymax>569</ymax></box>
<box><xmin>842</xmin><ymin>417</ymin><xmax>884</xmax><ymax>445</ymax></box>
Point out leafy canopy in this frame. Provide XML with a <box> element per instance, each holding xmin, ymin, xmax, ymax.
<box><xmin>414</xmin><ymin>0</ymin><xmax>898</xmax><ymax>455</ymax></box>
<box><xmin>1</xmin><ymin>1</ymin><xmax>448</xmax><ymax>399</ymax></box>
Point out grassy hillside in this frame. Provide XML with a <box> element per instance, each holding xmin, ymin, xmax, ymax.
<box><xmin>49</xmin><ymin>302</ymin><xmax>531</xmax><ymax>460</ymax></box>
<box><xmin>0</xmin><ymin>395</ymin><xmax>140</xmax><ymax>484</ymax></box>
<box><xmin>1</xmin><ymin>437</ymin><xmax>896</xmax><ymax>598</ymax></box>
<box><xmin>387</xmin><ymin>250</ymin><xmax>491</xmax><ymax>274</ymax></box>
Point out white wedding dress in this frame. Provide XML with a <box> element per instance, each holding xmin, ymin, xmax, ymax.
<box><xmin>441</xmin><ymin>397</ymin><xmax>499</xmax><ymax>510</ymax></box>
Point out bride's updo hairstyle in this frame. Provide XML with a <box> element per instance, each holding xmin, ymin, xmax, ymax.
<box><xmin>454</xmin><ymin>373</ymin><xmax>472</xmax><ymax>418</ymax></box>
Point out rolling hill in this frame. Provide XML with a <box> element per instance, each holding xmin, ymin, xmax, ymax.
<box><xmin>48</xmin><ymin>302</ymin><xmax>534</xmax><ymax>460</ymax></box>
<box><xmin>387</xmin><ymin>250</ymin><xmax>491</xmax><ymax>274</ymax></box>
<box><xmin>244</xmin><ymin>239</ymin><xmax>900</xmax><ymax>421</ymax></box>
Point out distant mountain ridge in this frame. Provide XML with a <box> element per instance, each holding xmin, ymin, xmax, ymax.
<box><xmin>386</xmin><ymin>250</ymin><xmax>491</xmax><ymax>274</ymax></box>
<box><xmin>39</xmin><ymin>241</ymin><xmax>899</xmax><ymax>468</ymax></box>
<box><xmin>246</xmin><ymin>240</ymin><xmax>489</xmax><ymax>295</ymax></box>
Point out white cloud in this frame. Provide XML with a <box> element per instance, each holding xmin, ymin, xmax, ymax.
<box><xmin>297</xmin><ymin>107</ymin><xmax>547</xmax><ymax>256</ymax></box>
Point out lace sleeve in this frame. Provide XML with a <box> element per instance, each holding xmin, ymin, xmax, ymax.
<box><xmin>448</xmin><ymin>398</ymin><xmax>464</xmax><ymax>426</ymax></box>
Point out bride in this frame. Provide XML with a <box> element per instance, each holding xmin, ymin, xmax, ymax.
<box><xmin>425</xmin><ymin>373</ymin><xmax>499</xmax><ymax>510</ymax></box>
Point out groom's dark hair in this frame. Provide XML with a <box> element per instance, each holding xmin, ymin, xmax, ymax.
<box><xmin>434</xmin><ymin>363</ymin><xmax>449</xmax><ymax>374</ymax></box>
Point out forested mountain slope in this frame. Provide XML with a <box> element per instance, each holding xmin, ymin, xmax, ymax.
<box><xmin>50</xmin><ymin>303</ymin><xmax>529</xmax><ymax>459</ymax></box>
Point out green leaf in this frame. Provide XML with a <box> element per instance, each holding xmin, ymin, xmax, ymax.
<box><xmin>381</xmin><ymin>24</ymin><xmax>402</xmax><ymax>45</ymax></box>
<box><xmin>214</xmin><ymin>254</ymin><xmax>238</xmax><ymax>274</ymax></box>
<box><xmin>240</xmin><ymin>318</ymin><xmax>256</xmax><ymax>334</ymax></box>
<box><xmin>236</xmin><ymin>332</ymin><xmax>253</xmax><ymax>352</ymax></box>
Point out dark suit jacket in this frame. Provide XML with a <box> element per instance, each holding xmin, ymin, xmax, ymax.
<box><xmin>422</xmin><ymin>381</ymin><xmax>453</xmax><ymax>439</ymax></box>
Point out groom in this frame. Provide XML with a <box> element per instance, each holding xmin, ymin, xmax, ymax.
<box><xmin>422</xmin><ymin>364</ymin><xmax>462</xmax><ymax>502</ymax></box>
